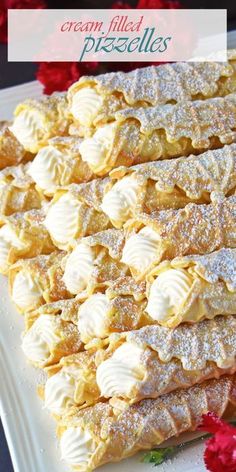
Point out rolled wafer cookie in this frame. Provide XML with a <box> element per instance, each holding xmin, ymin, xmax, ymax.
<box><xmin>37</xmin><ymin>144</ymin><xmax>236</xmax><ymax>228</ymax></box>
<box><xmin>62</xmin><ymin>229</ymin><xmax>128</xmax><ymax>296</ymax></box>
<box><xmin>42</xmin><ymin>315</ymin><xmax>236</xmax><ymax>414</ymax></box>
<box><xmin>0</xmin><ymin>121</ymin><xmax>32</xmax><ymax>169</ymax></box>
<box><xmin>9</xmin><ymin>94</ymin><xmax>70</xmax><ymax>153</ymax></box>
<box><xmin>21</xmin><ymin>313</ymin><xmax>83</xmax><ymax>369</ymax></box>
<box><xmin>75</xmin><ymin>144</ymin><xmax>236</xmax><ymax>229</ymax></box>
<box><xmin>0</xmin><ymin>163</ymin><xmax>42</xmax><ymax>223</ymax></box>
<box><xmin>62</xmin><ymin>197</ymin><xmax>236</xmax><ymax>291</ymax></box>
<box><xmin>122</xmin><ymin>196</ymin><xmax>236</xmax><ymax>279</ymax></box>
<box><xmin>58</xmin><ymin>375</ymin><xmax>236</xmax><ymax>471</ymax></box>
<box><xmin>77</xmin><ymin>248</ymin><xmax>236</xmax><ymax>341</ymax></box>
<box><xmin>28</xmin><ymin>136</ymin><xmax>94</xmax><ymax>196</ymax></box>
<box><xmin>44</xmin><ymin>186</ymin><xmax>110</xmax><ymax>250</ymax></box>
<box><xmin>146</xmin><ymin>247</ymin><xmax>236</xmax><ymax>328</ymax></box>
<box><xmin>0</xmin><ymin>209</ymin><xmax>54</xmax><ymax>275</ymax></box>
<box><xmin>79</xmin><ymin>93</ymin><xmax>236</xmax><ymax>175</ymax></box>
<box><xmin>8</xmin><ymin>251</ymin><xmax>71</xmax><ymax>313</ymax></box>
<box><xmin>68</xmin><ymin>51</ymin><xmax>236</xmax><ymax>135</ymax></box>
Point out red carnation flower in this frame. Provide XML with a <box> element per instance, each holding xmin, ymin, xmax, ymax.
<box><xmin>7</xmin><ymin>0</ymin><xmax>46</xmax><ymax>9</ymax></box>
<box><xmin>0</xmin><ymin>0</ymin><xmax>7</xmax><ymax>43</ymax></box>
<box><xmin>199</xmin><ymin>413</ymin><xmax>236</xmax><ymax>472</ymax></box>
<box><xmin>136</xmin><ymin>0</ymin><xmax>181</xmax><ymax>8</ymax></box>
<box><xmin>36</xmin><ymin>62</ymin><xmax>81</xmax><ymax>95</ymax></box>
<box><xmin>37</xmin><ymin>62</ymin><xmax>99</xmax><ymax>95</ymax></box>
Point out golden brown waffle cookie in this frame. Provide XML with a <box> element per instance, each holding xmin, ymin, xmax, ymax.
<box><xmin>123</xmin><ymin>196</ymin><xmax>236</xmax><ymax>279</ymax></box>
<box><xmin>0</xmin><ymin>121</ymin><xmax>32</xmax><ymax>169</ymax></box>
<box><xmin>57</xmin><ymin>375</ymin><xmax>236</xmax><ymax>471</ymax></box>
<box><xmin>10</xmin><ymin>94</ymin><xmax>71</xmax><ymax>153</ymax></box>
<box><xmin>0</xmin><ymin>209</ymin><xmax>54</xmax><ymax>275</ymax></box>
<box><xmin>79</xmin><ymin>93</ymin><xmax>236</xmax><ymax>175</ymax></box>
<box><xmin>41</xmin><ymin>314</ymin><xmax>236</xmax><ymax>414</ymax></box>
<box><xmin>28</xmin><ymin>136</ymin><xmax>95</xmax><ymax>196</ymax></box>
<box><xmin>8</xmin><ymin>251</ymin><xmax>71</xmax><ymax>312</ymax></box>
<box><xmin>69</xmin><ymin>52</ymin><xmax>236</xmax><ymax>135</ymax></box>
<box><xmin>21</xmin><ymin>312</ymin><xmax>83</xmax><ymax>369</ymax></box>
<box><xmin>0</xmin><ymin>164</ymin><xmax>42</xmax><ymax>222</ymax></box>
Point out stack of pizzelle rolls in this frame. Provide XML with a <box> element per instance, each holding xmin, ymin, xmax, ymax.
<box><xmin>1</xmin><ymin>53</ymin><xmax>236</xmax><ymax>471</ymax></box>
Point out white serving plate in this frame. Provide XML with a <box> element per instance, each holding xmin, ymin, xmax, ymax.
<box><xmin>3</xmin><ymin>31</ymin><xmax>236</xmax><ymax>468</ymax></box>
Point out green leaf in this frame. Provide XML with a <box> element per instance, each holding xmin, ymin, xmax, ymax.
<box><xmin>141</xmin><ymin>447</ymin><xmax>177</xmax><ymax>466</ymax></box>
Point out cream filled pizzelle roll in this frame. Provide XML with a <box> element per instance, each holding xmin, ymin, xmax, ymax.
<box><xmin>9</xmin><ymin>94</ymin><xmax>70</xmax><ymax>154</ymax></box>
<box><xmin>44</xmin><ymin>186</ymin><xmax>110</xmax><ymax>250</ymax></box>
<box><xmin>94</xmin><ymin>316</ymin><xmax>236</xmax><ymax>405</ymax></box>
<box><xmin>146</xmin><ymin>248</ymin><xmax>236</xmax><ymax>328</ymax></box>
<box><xmin>0</xmin><ymin>209</ymin><xmax>55</xmax><ymax>275</ymax></box>
<box><xmin>122</xmin><ymin>196</ymin><xmax>236</xmax><ymax>279</ymax></box>
<box><xmin>79</xmin><ymin>93</ymin><xmax>236</xmax><ymax>175</ymax></box>
<box><xmin>102</xmin><ymin>144</ymin><xmax>236</xmax><ymax>227</ymax></box>
<box><xmin>42</xmin><ymin>351</ymin><xmax>100</xmax><ymax>416</ymax></box>
<box><xmin>41</xmin><ymin>144</ymin><xmax>236</xmax><ymax>230</ymax></box>
<box><xmin>77</xmin><ymin>282</ymin><xmax>146</xmax><ymax>345</ymax></box>
<box><xmin>21</xmin><ymin>313</ymin><xmax>83</xmax><ymax>368</ymax></box>
<box><xmin>8</xmin><ymin>251</ymin><xmax>71</xmax><ymax>313</ymax></box>
<box><xmin>58</xmin><ymin>375</ymin><xmax>236</xmax><ymax>471</ymax></box>
<box><xmin>0</xmin><ymin>163</ymin><xmax>42</xmax><ymax>223</ymax></box>
<box><xmin>0</xmin><ymin>121</ymin><xmax>33</xmax><ymax>169</ymax></box>
<box><xmin>62</xmin><ymin>229</ymin><xmax>128</xmax><ymax>296</ymax></box>
<box><xmin>58</xmin><ymin>316</ymin><xmax>236</xmax><ymax>409</ymax></box>
<box><xmin>77</xmin><ymin>249</ymin><xmax>236</xmax><ymax>342</ymax></box>
<box><xmin>68</xmin><ymin>52</ymin><xmax>236</xmax><ymax>135</ymax></box>
<box><xmin>28</xmin><ymin>137</ymin><xmax>94</xmax><ymax>196</ymax></box>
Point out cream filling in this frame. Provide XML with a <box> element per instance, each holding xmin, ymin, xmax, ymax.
<box><xmin>44</xmin><ymin>193</ymin><xmax>82</xmax><ymax>247</ymax></box>
<box><xmin>71</xmin><ymin>87</ymin><xmax>104</xmax><ymax>126</ymax></box>
<box><xmin>21</xmin><ymin>315</ymin><xmax>61</xmax><ymax>364</ymax></box>
<box><xmin>79</xmin><ymin>123</ymin><xmax>116</xmax><ymax>173</ymax></box>
<box><xmin>28</xmin><ymin>145</ymin><xmax>68</xmax><ymax>193</ymax></box>
<box><xmin>9</xmin><ymin>109</ymin><xmax>45</xmax><ymax>153</ymax></box>
<box><xmin>60</xmin><ymin>426</ymin><xmax>96</xmax><ymax>466</ymax></box>
<box><xmin>0</xmin><ymin>224</ymin><xmax>24</xmax><ymax>272</ymax></box>
<box><xmin>44</xmin><ymin>366</ymin><xmax>81</xmax><ymax>415</ymax></box>
<box><xmin>63</xmin><ymin>243</ymin><xmax>96</xmax><ymax>294</ymax></box>
<box><xmin>121</xmin><ymin>227</ymin><xmax>160</xmax><ymax>275</ymax></box>
<box><xmin>101</xmin><ymin>176</ymin><xmax>140</xmax><ymax>226</ymax></box>
<box><xmin>96</xmin><ymin>342</ymin><xmax>144</xmax><ymax>398</ymax></box>
<box><xmin>146</xmin><ymin>269</ymin><xmax>193</xmax><ymax>322</ymax></box>
<box><xmin>78</xmin><ymin>293</ymin><xmax>110</xmax><ymax>343</ymax></box>
<box><xmin>12</xmin><ymin>270</ymin><xmax>42</xmax><ymax>310</ymax></box>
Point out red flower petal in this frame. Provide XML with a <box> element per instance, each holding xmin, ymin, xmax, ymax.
<box><xmin>36</xmin><ymin>62</ymin><xmax>80</xmax><ymax>95</ymax></box>
<box><xmin>0</xmin><ymin>0</ymin><xmax>7</xmax><ymax>43</ymax></box>
<box><xmin>136</xmin><ymin>0</ymin><xmax>181</xmax><ymax>8</ymax></box>
<box><xmin>6</xmin><ymin>0</ymin><xmax>46</xmax><ymax>8</ymax></box>
<box><xmin>36</xmin><ymin>62</ymin><xmax>99</xmax><ymax>95</ymax></box>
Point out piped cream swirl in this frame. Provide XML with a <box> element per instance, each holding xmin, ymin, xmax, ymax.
<box><xmin>28</xmin><ymin>145</ymin><xmax>68</xmax><ymax>194</ymax></box>
<box><xmin>63</xmin><ymin>243</ymin><xmax>96</xmax><ymax>294</ymax></box>
<box><xmin>22</xmin><ymin>315</ymin><xmax>61</xmax><ymax>365</ymax></box>
<box><xmin>12</xmin><ymin>270</ymin><xmax>42</xmax><ymax>310</ymax></box>
<box><xmin>101</xmin><ymin>176</ymin><xmax>140</xmax><ymax>226</ymax></box>
<box><xmin>146</xmin><ymin>269</ymin><xmax>193</xmax><ymax>322</ymax></box>
<box><xmin>10</xmin><ymin>109</ymin><xmax>45</xmax><ymax>153</ymax></box>
<box><xmin>96</xmin><ymin>342</ymin><xmax>144</xmax><ymax>398</ymax></box>
<box><xmin>78</xmin><ymin>293</ymin><xmax>110</xmax><ymax>343</ymax></box>
<box><xmin>44</xmin><ymin>193</ymin><xmax>82</xmax><ymax>248</ymax></box>
<box><xmin>79</xmin><ymin>123</ymin><xmax>116</xmax><ymax>173</ymax></box>
<box><xmin>71</xmin><ymin>87</ymin><xmax>104</xmax><ymax>126</ymax></box>
<box><xmin>121</xmin><ymin>227</ymin><xmax>160</xmax><ymax>275</ymax></box>
<box><xmin>44</xmin><ymin>366</ymin><xmax>81</xmax><ymax>415</ymax></box>
<box><xmin>60</xmin><ymin>427</ymin><xmax>96</xmax><ymax>466</ymax></box>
